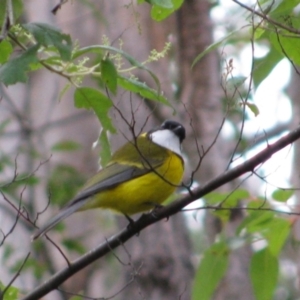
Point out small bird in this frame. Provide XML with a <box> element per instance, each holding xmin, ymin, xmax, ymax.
<box><xmin>32</xmin><ymin>120</ymin><xmax>185</xmax><ymax>239</ymax></box>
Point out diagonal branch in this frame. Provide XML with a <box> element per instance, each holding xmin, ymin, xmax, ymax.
<box><xmin>232</xmin><ymin>0</ymin><xmax>300</xmax><ymax>35</ymax></box>
<box><xmin>22</xmin><ymin>124</ymin><xmax>300</xmax><ymax>300</ymax></box>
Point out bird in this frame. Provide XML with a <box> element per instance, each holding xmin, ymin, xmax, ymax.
<box><xmin>32</xmin><ymin>120</ymin><xmax>185</xmax><ymax>240</ymax></box>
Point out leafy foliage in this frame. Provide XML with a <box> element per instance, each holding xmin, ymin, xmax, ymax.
<box><xmin>138</xmin><ymin>0</ymin><xmax>184</xmax><ymax>21</ymax></box>
<box><xmin>100</xmin><ymin>58</ymin><xmax>118</xmax><ymax>95</ymax></box>
<box><xmin>0</xmin><ymin>281</ymin><xmax>19</xmax><ymax>300</ymax></box>
<box><xmin>0</xmin><ymin>40</ymin><xmax>13</xmax><ymax>63</ymax></box>
<box><xmin>51</xmin><ymin>140</ymin><xmax>82</xmax><ymax>152</ymax></box>
<box><xmin>192</xmin><ymin>241</ymin><xmax>229</xmax><ymax>300</ymax></box>
<box><xmin>23</xmin><ymin>23</ymin><xmax>72</xmax><ymax>60</ymax></box>
<box><xmin>47</xmin><ymin>164</ymin><xmax>86</xmax><ymax>206</ymax></box>
<box><xmin>74</xmin><ymin>87</ymin><xmax>115</xmax><ymax>133</ymax></box>
<box><xmin>0</xmin><ymin>44</ymin><xmax>39</xmax><ymax>85</ymax></box>
<box><xmin>117</xmin><ymin>76</ymin><xmax>172</xmax><ymax>106</ymax></box>
<box><xmin>194</xmin><ymin>185</ymin><xmax>292</xmax><ymax>297</ymax></box>
<box><xmin>0</xmin><ymin>22</ymin><xmax>172</xmax><ymax>159</ymax></box>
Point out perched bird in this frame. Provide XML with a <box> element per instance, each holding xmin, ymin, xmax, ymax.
<box><xmin>32</xmin><ymin>120</ymin><xmax>185</xmax><ymax>239</ymax></box>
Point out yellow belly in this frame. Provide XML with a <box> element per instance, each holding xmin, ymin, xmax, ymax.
<box><xmin>83</xmin><ymin>152</ymin><xmax>184</xmax><ymax>215</ymax></box>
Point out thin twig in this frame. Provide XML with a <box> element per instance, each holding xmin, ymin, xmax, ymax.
<box><xmin>2</xmin><ymin>252</ymin><xmax>31</xmax><ymax>298</ymax></box>
<box><xmin>232</xmin><ymin>0</ymin><xmax>300</xmax><ymax>34</ymax></box>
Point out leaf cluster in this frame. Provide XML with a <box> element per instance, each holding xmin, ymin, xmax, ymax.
<box><xmin>0</xmin><ymin>18</ymin><xmax>175</xmax><ymax>163</ymax></box>
<box><xmin>192</xmin><ymin>187</ymin><xmax>293</xmax><ymax>300</ymax></box>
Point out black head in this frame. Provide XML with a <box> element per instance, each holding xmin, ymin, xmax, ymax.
<box><xmin>160</xmin><ymin>120</ymin><xmax>185</xmax><ymax>143</ymax></box>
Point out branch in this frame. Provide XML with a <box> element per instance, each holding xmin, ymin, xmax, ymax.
<box><xmin>22</xmin><ymin>124</ymin><xmax>300</xmax><ymax>300</ymax></box>
<box><xmin>232</xmin><ymin>0</ymin><xmax>300</xmax><ymax>35</ymax></box>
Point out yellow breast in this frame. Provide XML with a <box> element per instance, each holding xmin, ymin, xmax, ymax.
<box><xmin>85</xmin><ymin>151</ymin><xmax>184</xmax><ymax>215</ymax></box>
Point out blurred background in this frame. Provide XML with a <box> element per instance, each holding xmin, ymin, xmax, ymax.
<box><xmin>1</xmin><ymin>0</ymin><xmax>300</xmax><ymax>299</ymax></box>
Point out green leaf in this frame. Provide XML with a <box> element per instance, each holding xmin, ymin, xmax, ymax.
<box><xmin>73</xmin><ymin>45</ymin><xmax>161</xmax><ymax>93</ymax></box>
<box><xmin>245</xmin><ymin>102</ymin><xmax>260</xmax><ymax>117</ymax></box>
<box><xmin>247</xmin><ymin>197</ymin><xmax>269</xmax><ymax>209</ymax></box>
<box><xmin>237</xmin><ymin>210</ymin><xmax>274</xmax><ymax>235</ymax></box>
<box><xmin>74</xmin><ymin>87</ymin><xmax>116</xmax><ymax>133</ymax></box>
<box><xmin>101</xmin><ymin>58</ymin><xmax>118</xmax><ymax>95</ymax></box>
<box><xmin>253</xmin><ymin>27</ymin><xmax>266</xmax><ymax>40</ymax></box>
<box><xmin>250</xmin><ymin>248</ymin><xmax>278</xmax><ymax>300</ymax></box>
<box><xmin>21</xmin><ymin>174</ymin><xmax>39</xmax><ymax>186</ymax></box>
<box><xmin>62</xmin><ymin>238</ymin><xmax>86</xmax><ymax>254</ymax></box>
<box><xmin>147</xmin><ymin>0</ymin><xmax>173</xmax><ymax>9</ymax></box>
<box><xmin>268</xmin><ymin>30</ymin><xmax>300</xmax><ymax>66</ymax></box>
<box><xmin>237</xmin><ymin>207</ymin><xmax>290</xmax><ymax>256</ymax></box>
<box><xmin>0</xmin><ymin>151</ymin><xmax>12</xmax><ymax>173</ymax></box>
<box><xmin>212</xmin><ymin>208</ymin><xmax>231</xmax><ymax>222</ymax></box>
<box><xmin>191</xmin><ymin>29</ymin><xmax>239</xmax><ymax>68</ymax></box>
<box><xmin>47</xmin><ymin>164</ymin><xmax>86</xmax><ymax>206</ymax></box>
<box><xmin>269</xmin><ymin>0</ymin><xmax>300</xmax><ymax>17</ymax></box>
<box><xmin>2</xmin><ymin>244</ymin><xmax>14</xmax><ymax>260</ymax></box>
<box><xmin>0</xmin><ymin>281</ymin><xmax>19</xmax><ymax>300</ymax></box>
<box><xmin>118</xmin><ymin>76</ymin><xmax>171</xmax><ymax>107</ymax></box>
<box><xmin>69</xmin><ymin>296</ymin><xmax>84</xmax><ymax>300</ymax></box>
<box><xmin>51</xmin><ymin>140</ymin><xmax>81</xmax><ymax>152</ymax></box>
<box><xmin>0</xmin><ymin>44</ymin><xmax>39</xmax><ymax>85</ymax></box>
<box><xmin>23</xmin><ymin>23</ymin><xmax>72</xmax><ymax>61</ymax></box>
<box><xmin>99</xmin><ymin>129</ymin><xmax>111</xmax><ymax>167</ymax></box>
<box><xmin>272</xmin><ymin>189</ymin><xmax>294</xmax><ymax>202</ymax></box>
<box><xmin>205</xmin><ymin>189</ymin><xmax>249</xmax><ymax>206</ymax></box>
<box><xmin>208</xmin><ymin>189</ymin><xmax>249</xmax><ymax>222</ymax></box>
<box><xmin>264</xmin><ymin>217</ymin><xmax>290</xmax><ymax>256</ymax></box>
<box><xmin>51</xmin><ymin>222</ymin><xmax>65</xmax><ymax>233</ymax></box>
<box><xmin>0</xmin><ymin>40</ymin><xmax>13</xmax><ymax>64</ymax></box>
<box><xmin>192</xmin><ymin>241</ymin><xmax>229</xmax><ymax>300</ymax></box>
<box><xmin>72</xmin><ymin>46</ymin><xmax>104</xmax><ymax>60</ymax></box>
<box><xmin>151</xmin><ymin>0</ymin><xmax>183</xmax><ymax>21</ymax></box>
<box><xmin>227</xmin><ymin>189</ymin><xmax>249</xmax><ymax>205</ymax></box>
<box><xmin>10</xmin><ymin>257</ymin><xmax>46</xmax><ymax>279</ymax></box>
<box><xmin>253</xmin><ymin>48</ymin><xmax>283</xmax><ymax>88</ymax></box>
<box><xmin>204</xmin><ymin>191</ymin><xmax>227</xmax><ymax>204</ymax></box>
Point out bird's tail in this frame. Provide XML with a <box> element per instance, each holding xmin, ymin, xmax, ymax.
<box><xmin>31</xmin><ymin>200</ymin><xmax>85</xmax><ymax>240</ymax></box>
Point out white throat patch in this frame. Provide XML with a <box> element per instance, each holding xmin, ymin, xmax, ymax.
<box><xmin>150</xmin><ymin>129</ymin><xmax>182</xmax><ymax>156</ymax></box>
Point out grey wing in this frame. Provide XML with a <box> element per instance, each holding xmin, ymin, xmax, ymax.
<box><xmin>31</xmin><ymin>199</ymin><xmax>87</xmax><ymax>240</ymax></box>
<box><xmin>69</xmin><ymin>163</ymin><xmax>147</xmax><ymax>206</ymax></box>
<box><xmin>32</xmin><ymin>164</ymin><xmax>148</xmax><ymax>240</ymax></box>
